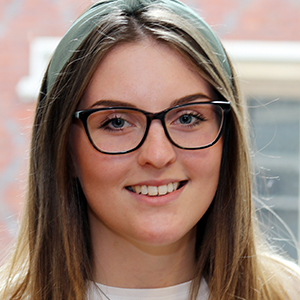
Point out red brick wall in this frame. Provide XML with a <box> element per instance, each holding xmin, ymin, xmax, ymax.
<box><xmin>1</xmin><ymin>0</ymin><xmax>300</xmax><ymax>261</ymax></box>
<box><xmin>188</xmin><ymin>0</ymin><xmax>300</xmax><ymax>40</ymax></box>
<box><xmin>0</xmin><ymin>0</ymin><xmax>92</xmax><ymax>261</ymax></box>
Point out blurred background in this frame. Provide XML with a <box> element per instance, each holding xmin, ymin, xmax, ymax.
<box><xmin>0</xmin><ymin>0</ymin><xmax>300</xmax><ymax>262</ymax></box>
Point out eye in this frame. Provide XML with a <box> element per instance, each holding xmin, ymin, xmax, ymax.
<box><xmin>178</xmin><ymin>114</ymin><xmax>195</xmax><ymax>124</ymax></box>
<box><xmin>100</xmin><ymin>116</ymin><xmax>131</xmax><ymax>131</ymax></box>
<box><xmin>174</xmin><ymin>112</ymin><xmax>206</xmax><ymax>126</ymax></box>
<box><xmin>110</xmin><ymin>118</ymin><xmax>126</xmax><ymax>129</ymax></box>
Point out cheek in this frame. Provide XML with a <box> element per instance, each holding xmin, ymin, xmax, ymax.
<box><xmin>70</xmin><ymin>123</ymin><xmax>106</xmax><ymax>192</ymax></box>
<box><xmin>182</xmin><ymin>141</ymin><xmax>223</xmax><ymax>180</ymax></box>
<box><xmin>73</xmin><ymin>149</ymin><xmax>125</xmax><ymax>195</ymax></box>
<box><xmin>70</xmin><ymin>123</ymin><xmax>132</xmax><ymax>198</ymax></box>
<box><xmin>193</xmin><ymin>144</ymin><xmax>222</xmax><ymax>203</ymax></box>
<box><xmin>181</xmin><ymin>141</ymin><xmax>223</xmax><ymax>215</ymax></box>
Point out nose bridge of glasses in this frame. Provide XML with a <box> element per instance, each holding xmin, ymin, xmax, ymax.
<box><xmin>146</xmin><ymin>110</ymin><xmax>167</xmax><ymax>124</ymax></box>
<box><xmin>145</xmin><ymin>110</ymin><xmax>170</xmax><ymax>136</ymax></box>
<box><xmin>143</xmin><ymin>110</ymin><xmax>171</xmax><ymax>143</ymax></box>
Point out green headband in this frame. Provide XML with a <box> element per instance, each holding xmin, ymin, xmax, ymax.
<box><xmin>46</xmin><ymin>0</ymin><xmax>231</xmax><ymax>92</ymax></box>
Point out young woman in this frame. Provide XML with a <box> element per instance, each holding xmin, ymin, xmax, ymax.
<box><xmin>1</xmin><ymin>0</ymin><xmax>300</xmax><ymax>299</ymax></box>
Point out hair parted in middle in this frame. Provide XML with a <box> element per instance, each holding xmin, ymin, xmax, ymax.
<box><xmin>5</xmin><ymin>1</ymin><xmax>289</xmax><ymax>299</ymax></box>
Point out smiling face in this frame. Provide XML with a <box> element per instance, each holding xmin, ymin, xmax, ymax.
<box><xmin>70</xmin><ymin>40</ymin><xmax>223</xmax><ymax>250</ymax></box>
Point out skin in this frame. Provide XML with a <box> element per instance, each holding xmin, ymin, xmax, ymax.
<box><xmin>71</xmin><ymin>39</ymin><xmax>223</xmax><ymax>288</ymax></box>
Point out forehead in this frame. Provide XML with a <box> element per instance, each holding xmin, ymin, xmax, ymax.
<box><xmin>79</xmin><ymin>40</ymin><xmax>213</xmax><ymax>111</ymax></box>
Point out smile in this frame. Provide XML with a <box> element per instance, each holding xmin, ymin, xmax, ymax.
<box><xmin>126</xmin><ymin>181</ymin><xmax>187</xmax><ymax>196</ymax></box>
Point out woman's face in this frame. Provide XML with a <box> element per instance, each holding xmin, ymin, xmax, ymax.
<box><xmin>71</xmin><ymin>40</ymin><xmax>223</xmax><ymax>248</ymax></box>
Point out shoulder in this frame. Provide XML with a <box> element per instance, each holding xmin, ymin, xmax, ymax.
<box><xmin>264</xmin><ymin>254</ymin><xmax>300</xmax><ymax>277</ymax></box>
<box><xmin>277</xmin><ymin>257</ymin><xmax>300</xmax><ymax>299</ymax></box>
<box><xmin>260</xmin><ymin>254</ymin><xmax>300</xmax><ymax>299</ymax></box>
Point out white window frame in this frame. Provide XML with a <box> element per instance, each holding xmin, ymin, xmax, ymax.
<box><xmin>224</xmin><ymin>40</ymin><xmax>300</xmax><ymax>248</ymax></box>
<box><xmin>16</xmin><ymin>37</ymin><xmax>60</xmax><ymax>101</ymax></box>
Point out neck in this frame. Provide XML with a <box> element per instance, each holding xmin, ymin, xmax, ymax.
<box><xmin>90</xmin><ymin>224</ymin><xmax>196</xmax><ymax>288</ymax></box>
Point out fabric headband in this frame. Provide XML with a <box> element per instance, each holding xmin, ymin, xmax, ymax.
<box><xmin>46</xmin><ymin>0</ymin><xmax>232</xmax><ymax>92</ymax></box>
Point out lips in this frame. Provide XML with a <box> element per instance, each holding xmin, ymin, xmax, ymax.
<box><xmin>126</xmin><ymin>181</ymin><xmax>187</xmax><ymax>196</ymax></box>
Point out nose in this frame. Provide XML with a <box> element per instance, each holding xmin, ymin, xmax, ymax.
<box><xmin>137</xmin><ymin>120</ymin><xmax>177</xmax><ymax>168</ymax></box>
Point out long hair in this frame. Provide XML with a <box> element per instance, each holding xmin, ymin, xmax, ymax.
<box><xmin>1</xmin><ymin>1</ymin><xmax>299</xmax><ymax>299</ymax></box>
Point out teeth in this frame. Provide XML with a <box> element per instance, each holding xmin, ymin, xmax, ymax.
<box><xmin>129</xmin><ymin>182</ymin><xmax>182</xmax><ymax>196</ymax></box>
<box><xmin>173</xmin><ymin>182</ymin><xmax>179</xmax><ymax>190</ymax></box>
<box><xmin>135</xmin><ymin>185</ymin><xmax>141</xmax><ymax>194</ymax></box>
<box><xmin>167</xmin><ymin>182</ymin><xmax>174</xmax><ymax>193</ymax></box>
<box><xmin>148</xmin><ymin>186</ymin><xmax>158</xmax><ymax>196</ymax></box>
<box><xmin>158</xmin><ymin>185</ymin><xmax>167</xmax><ymax>195</ymax></box>
<box><xmin>141</xmin><ymin>185</ymin><xmax>148</xmax><ymax>195</ymax></box>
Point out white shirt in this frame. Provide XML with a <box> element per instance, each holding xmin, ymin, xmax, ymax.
<box><xmin>87</xmin><ymin>279</ymin><xmax>209</xmax><ymax>300</ymax></box>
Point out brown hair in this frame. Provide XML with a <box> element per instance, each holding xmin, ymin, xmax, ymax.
<box><xmin>1</xmin><ymin>2</ymin><xmax>299</xmax><ymax>300</ymax></box>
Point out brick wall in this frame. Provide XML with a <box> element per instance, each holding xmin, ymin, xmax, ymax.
<box><xmin>188</xmin><ymin>0</ymin><xmax>300</xmax><ymax>40</ymax></box>
<box><xmin>0</xmin><ymin>0</ymin><xmax>91</xmax><ymax>261</ymax></box>
<box><xmin>1</xmin><ymin>0</ymin><xmax>300</xmax><ymax>261</ymax></box>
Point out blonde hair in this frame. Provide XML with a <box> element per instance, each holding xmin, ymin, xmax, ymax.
<box><xmin>1</xmin><ymin>1</ymin><xmax>299</xmax><ymax>299</ymax></box>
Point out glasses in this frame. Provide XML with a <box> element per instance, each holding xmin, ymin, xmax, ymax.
<box><xmin>73</xmin><ymin>101</ymin><xmax>231</xmax><ymax>155</ymax></box>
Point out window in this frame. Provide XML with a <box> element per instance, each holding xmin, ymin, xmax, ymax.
<box><xmin>16</xmin><ymin>37</ymin><xmax>60</xmax><ymax>101</ymax></box>
<box><xmin>224</xmin><ymin>41</ymin><xmax>300</xmax><ymax>260</ymax></box>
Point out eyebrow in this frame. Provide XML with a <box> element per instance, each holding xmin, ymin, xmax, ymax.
<box><xmin>90</xmin><ymin>99</ymin><xmax>137</xmax><ymax>108</ymax></box>
<box><xmin>169</xmin><ymin>93</ymin><xmax>212</xmax><ymax>107</ymax></box>
<box><xmin>90</xmin><ymin>93</ymin><xmax>212</xmax><ymax>109</ymax></box>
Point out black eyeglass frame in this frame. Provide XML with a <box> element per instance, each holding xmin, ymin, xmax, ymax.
<box><xmin>73</xmin><ymin>101</ymin><xmax>231</xmax><ymax>155</ymax></box>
